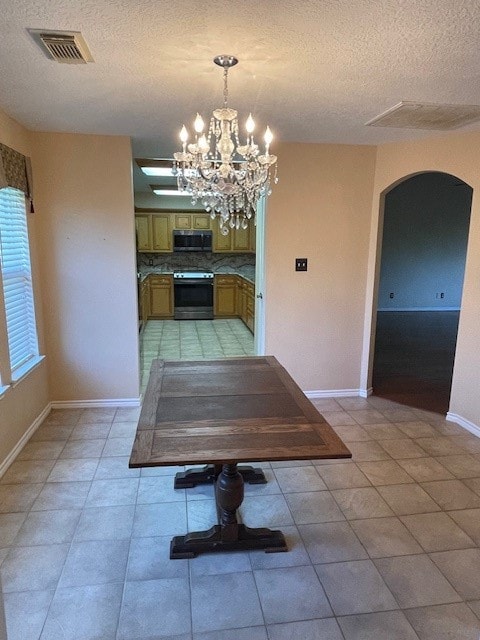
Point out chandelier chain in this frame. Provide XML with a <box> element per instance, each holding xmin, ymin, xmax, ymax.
<box><xmin>223</xmin><ymin>67</ymin><xmax>229</xmax><ymax>108</ymax></box>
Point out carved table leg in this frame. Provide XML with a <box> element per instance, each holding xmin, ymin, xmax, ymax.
<box><xmin>174</xmin><ymin>463</ymin><xmax>266</xmax><ymax>489</ymax></box>
<box><xmin>170</xmin><ymin>462</ymin><xmax>287</xmax><ymax>559</ymax></box>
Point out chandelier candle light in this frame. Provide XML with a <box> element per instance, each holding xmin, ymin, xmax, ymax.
<box><xmin>173</xmin><ymin>55</ymin><xmax>277</xmax><ymax>235</ymax></box>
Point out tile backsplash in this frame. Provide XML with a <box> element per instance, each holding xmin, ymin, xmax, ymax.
<box><xmin>137</xmin><ymin>252</ymin><xmax>255</xmax><ymax>278</ymax></box>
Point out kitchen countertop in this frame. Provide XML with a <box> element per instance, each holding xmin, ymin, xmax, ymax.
<box><xmin>138</xmin><ymin>269</ymin><xmax>255</xmax><ymax>284</ymax></box>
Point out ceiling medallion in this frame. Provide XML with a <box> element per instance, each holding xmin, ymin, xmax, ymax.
<box><xmin>173</xmin><ymin>55</ymin><xmax>278</xmax><ymax>235</ymax></box>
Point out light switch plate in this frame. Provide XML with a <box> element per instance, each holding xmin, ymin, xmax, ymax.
<box><xmin>295</xmin><ymin>258</ymin><xmax>308</xmax><ymax>272</ymax></box>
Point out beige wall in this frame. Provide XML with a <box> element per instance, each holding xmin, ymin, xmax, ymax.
<box><xmin>265</xmin><ymin>142</ymin><xmax>377</xmax><ymax>391</ymax></box>
<box><xmin>32</xmin><ymin>132</ymin><xmax>140</xmax><ymax>402</ymax></box>
<box><xmin>362</xmin><ymin>131</ymin><xmax>480</xmax><ymax>426</ymax></box>
<box><xmin>0</xmin><ymin>110</ymin><xmax>50</xmax><ymax>466</ymax></box>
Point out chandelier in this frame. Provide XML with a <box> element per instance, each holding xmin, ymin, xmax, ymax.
<box><xmin>172</xmin><ymin>55</ymin><xmax>277</xmax><ymax>235</ymax></box>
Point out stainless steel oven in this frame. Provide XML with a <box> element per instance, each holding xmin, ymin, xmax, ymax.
<box><xmin>173</xmin><ymin>271</ymin><xmax>214</xmax><ymax>320</ymax></box>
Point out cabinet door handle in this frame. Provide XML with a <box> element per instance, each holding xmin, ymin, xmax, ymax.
<box><xmin>256</xmin><ymin>292</ymin><xmax>263</xmax><ymax>299</ymax></box>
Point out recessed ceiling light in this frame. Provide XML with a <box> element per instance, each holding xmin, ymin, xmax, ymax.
<box><xmin>136</xmin><ymin>158</ymin><xmax>173</xmax><ymax>177</ymax></box>
<box><xmin>141</xmin><ymin>167</ymin><xmax>174</xmax><ymax>177</ymax></box>
<box><xmin>153</xmin><ymin>190</ymin><xmax>189</xmax><ymax>196</ymax></box>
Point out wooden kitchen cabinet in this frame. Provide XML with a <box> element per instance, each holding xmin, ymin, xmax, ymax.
<box><xmin>135</xmin><ymin>215</ymin><xmax>151</xmax><ymax>252</ymax></box>
<box><xmin>140</xmin><ymin>277</ymin><xmax>150</xmax><ymax>327</ymax></box>
<box><xmin>135</xmin><ymin>214</ymin><xmax>172</xmax><ymax>252</ymax></box>
<box><xmin>214</xmin><ymin>275</ymin><xmax>237</xmax><ymax>317</ymax></box>
<box><xmin>192</xmin><ymin>214</ymin><xmax>211</xmax><ymax>230</ymax></box>
<box><xmin>212</xmin><ymin>221</ymin><xmax>254</xmax><ymax>253</ymax></box>
<box><xmin>149</xmin><ymin>275</ymin><xmax>173</xmax><ymax>317</ymax></box>
<box><xmin>174</xmin><ymin>214</ymin><xmax>191</xmax><ymax>229</ymax></box>
<box><xmin>152</xmin><ymin>215</ymin><xmax>172</xmax><ymax>252</ymax></box>
<box><xmin>244</xmin><ymin>281</ymin><xmax>255</xmax><ymax>332</ymax></box>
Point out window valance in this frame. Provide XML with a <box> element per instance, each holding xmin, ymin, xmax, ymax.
<box><xmin>0</xmin><ymin>143</ymin><xmax>33</xmax><ymax>211</ymax></box>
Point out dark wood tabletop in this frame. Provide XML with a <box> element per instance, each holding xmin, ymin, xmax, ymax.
<box><xmin>130</xmin><ymin>356</ymin><xmax>351</xmax><ymax>468</ymax></box>
<box><xmin>129</xmin><ymin>356</ymin><xmax>351</xmax><ymax>558</ymax></box>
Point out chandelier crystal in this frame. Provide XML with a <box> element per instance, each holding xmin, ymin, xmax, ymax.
<box><xmin>172</xmin><ymin>55</ymin><xmax>278</xmax><ymax>235</ymax></box>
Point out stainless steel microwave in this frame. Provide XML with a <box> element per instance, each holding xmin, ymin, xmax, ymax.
<box><xmin>173</xmin><ymin>230</ymin><xmax>213</xmax><ymax>252</ymax></box>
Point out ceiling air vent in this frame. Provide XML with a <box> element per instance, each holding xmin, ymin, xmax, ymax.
<box><xmin>365</xmin><ymin>101</ymin><xmax>480</xmax><ymax>130</ymax></box>
<box><xmin>28</xmin><ymin>29</ymin><xmax>94</xmax><ymax>64</ymax></box>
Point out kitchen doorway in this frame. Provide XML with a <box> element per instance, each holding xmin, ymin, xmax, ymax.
<box><xmin>371</xmin><ymin>172</ymin><xmax>472</xmax><ymax>414</ymax></box>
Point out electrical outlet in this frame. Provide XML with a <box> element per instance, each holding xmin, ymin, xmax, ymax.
<box><xmin>295</xmin><ymin>258</ymin><xmax>308</xmax><ymax>272</ymax></box>
<box><xmin>148</xmin><ymin>259</ymin><xmax>154</xmax><ymax>266</ymax></box>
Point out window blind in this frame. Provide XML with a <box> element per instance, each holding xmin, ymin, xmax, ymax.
<box><xmin>0</xmin><ymin>187</ymin><xmax>38</xmax><ymax>374</ymax></box>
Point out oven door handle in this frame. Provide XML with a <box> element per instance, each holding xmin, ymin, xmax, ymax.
<box><xmin>174</xmin><ymin>279</ymin><xmax>214</xmax><ymax>285</ymax></box>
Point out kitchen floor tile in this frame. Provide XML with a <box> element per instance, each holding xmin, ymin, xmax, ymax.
<box><xmin>266</xmin><ymin>618</ymin><xmax>343</xmax><ymax>640</ymax></box>
<box><xmin>126</xmin><ymin>536</ymin><xmax>189</xmax><ymax>581</ymax></box>
<box><xmin>396</xmin><ymin>457</ymin><xmax>454</xmax><ymax>482</ymax></box>
<box><xmin>374</xmin><ymin>555</ymin><xmax>462</xmax><ymax>608</ymax></box>
<box><xmin>346</xmin><ymin>441</ymin><xmax>392</xmax><ymax>461</ymax></box>
<box><xmin>377</xmin><ymin>483</ymin><xmax>441</xmax><ymax>515</ymax></box>
<box><xmin>240</xmin><ymin>494</ymin><xmax>294</xmax><ymax>527</ymax></box>
<box><xmin>2</xmin><ymin>544</ymin><xmax>69</xmax><ymax>592</ymax></box>
<box><xmin>420</xmin><ymin>479</ymin><xmax>480</xmax><ymax>510</ymax></box>
<box><xmin>14</xmin><ymin>509</ymin><xmax>81</xmax><ymax>546</ymax></box>
<box><xmin>434</xmin><ymin>454</ymin><xmax>480</xmax><ymax>478</ymax></box>
<box><xmin>400</xmin><ymin>511</ymin><xmax>475</xmax><ymax>551</ymax></box>
<box><xmin>449</xmin><ymin>508</ymin><xmax>480</xmax><ymax>544</ymax></box>
<box><xmin>378</xmin><ymin>438</ymin><xmax>427</xmax><ymax>459</ymax></box>
<box><xmin>74</xmin><ymin>505</ymin><xmax>135</xmax><ymax>541</ymax></box>
<box><xmin>254</xmin><ymin>565</ymin><xmax>332</xmax><ymax>624</ymax></box>
<box><xmin>331</xmin><ymin>487</ymin><xmax>394</xmax><ymax>519</ymax></box>
<box><xmin>3</xmin><ymin>589</ymin><xmax>54</xmax><ymax>640</ymax></box>
<box><xmin>350</xmin><ymin>516</ymin><xmax>423</xmax><ymax>558</ymax></box>
<box><xmin>285</xmin><ymin>490</ymin><xmax>345</xmax><ymax>524</ymax></box>
<box><xmin>32</xmin><ymin>481</ymin><xmax>91</xmax><ymax>511</ymax></box>
<box><xmin>194</xmin><ymin>626</ymin><xmax>267</xmax><ymax>640</ymax></box>
<box><xmin>191</xmin><ymin>572</ymin><xmax>263</xmax><ymax>632</ymax></box>
<box><xmin>315</xmin><ymin>462</ymin><xmax>371</xmax><ymax>489</ymax></box>
<box><xmin>315</xmin><ymin>559</ymin><xmax>398</xmax><ymax>615</ymax></box>
<box><xmin>39</xmin><ymin>583</ymin><xmax>123</xmax><ymax>640</ymax></box>
<box><xmin>16</xmin><ymin>441</ymin><xmax>65</xmax><ymax>461</ymax></box>
<box><xmin>357</xmin><ymin>460</ymin><xmax>415</xmax><ymax>485</ymax></box>
<box><xmin>0</xmin><ymin>513</ymin><xmax>26</xmax><ymax>545</ymax></box>
<box><xmin>59</xmin><ymin>539</ymin><xmax>129</xmax><ymax>588</ymax></box>
<box><xmin>0</xmin><ymin>460</ymin><xmax>55</xmax><ymax>484</ymax></box>
<box><xmin>85</xmin><ymin>478</ymin><xmax>139</xmax><ymax>507</ymax></box>
<box><xmin>404</xmin><ymin>603</ymin><xmax>480</xmax><ymax>640</ymax></box>
<box><xmin>118</xmin><ymin>578</ymin><xmax>191</xmax><ymax>639</ymax></box>
<box><xmin>47</xmin><ymin>458</ymin><xmax>99</xmax><ymax>482</ymax></box>
<box><xmin>299</xmin><ymin>521</ymin><xmax>368</xmax><ymax>564</ymax></box>
<box><xmin>430</xmin><ymin>548</ymin><xmax>480</xmax><ymax>599</ymax></box>
<box><xmin>338</xmin><ymin>610</ymin><xmax>420</xmax><ymax>640</ymax></box>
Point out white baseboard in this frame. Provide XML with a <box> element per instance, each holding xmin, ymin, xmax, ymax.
<box><xmin>51</xmin><ymin>397</ymin><xmax>141</xmax><ymax>409</ymax></box>
<box><xmin>306</xmin><ymin>389</ymin><xmax>362</xmax><ymax>399</ymax></box>
<box><xmin>377</xmin><ymin>307</ymin><xmax>460</xmax><ymax>312</ymax></box>
<box><xmin>359</xmin><ymin>387</ymin><xmax>373</xmax><ymax>398</ymax></box>
<box><xmin>446</xmin><ymin>412</ymin><xmax>480</xmax><ymax>439</ymax></box>
<box><xmin>0</xmin><ymin>403</ymin><xmax>51</xmax><ymax>479</ymax></box>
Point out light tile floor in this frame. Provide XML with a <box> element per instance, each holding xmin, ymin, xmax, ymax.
<box><xmin>1</xmin><ymin>400</ymin><xmax>480</xmax><ymax>638</ymax></box>
<box><xmin>140</xmin><ymin>320</ymin><xmax>255</xmax><ymax>393</ymax></box>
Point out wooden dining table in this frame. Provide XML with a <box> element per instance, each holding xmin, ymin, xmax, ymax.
<box><xmin>129</xmin><ymin>356</ymin><xmax>351</xmax><ymax>559</ymax></box>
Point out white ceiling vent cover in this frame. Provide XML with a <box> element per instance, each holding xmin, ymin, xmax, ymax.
<box><xmin>28</xmin><ymin>29</ymin><xmax>94</xmax><ymax>64</ymax></box>
<box><xmin>366</xmin><ymin>101</ymin><xmax>480</xmax><ymax>130</ymax></box>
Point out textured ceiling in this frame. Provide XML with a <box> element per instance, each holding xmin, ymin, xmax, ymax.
<box><xmin>1</xmin><ymin>0</ymin><xmax>480</xmax><ymax>193</ymax></box>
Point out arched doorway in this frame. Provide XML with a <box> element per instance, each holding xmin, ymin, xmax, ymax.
<box><xmin>371</xmin><ymin>172</ymin><xmax>472</xmax><ymax>414</ymax></box>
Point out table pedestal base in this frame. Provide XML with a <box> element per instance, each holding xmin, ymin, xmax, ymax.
<box><xmin>174</xmin><ymin>464</ymin><xmax>266</xmax><ymax>489</ymax></box>
<box><xmin>170</xmin><ymin>524</ymin><xmax>287</xmax><ymax>559</ymax></box>
<box><xmin>170</xmin><ymin>462</ymin><xmax>287</xmax><ymax>559</ymax></box>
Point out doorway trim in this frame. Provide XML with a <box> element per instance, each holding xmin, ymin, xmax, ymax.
<box><xmin>360</xmin><ymin>170</ymin><xmax>473</xmax><ymax>412</ymax></box>
<box><xmin>254</xmin><ymin>195</ymin><xmax>267</xmax><ymax>355</ymax></box>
